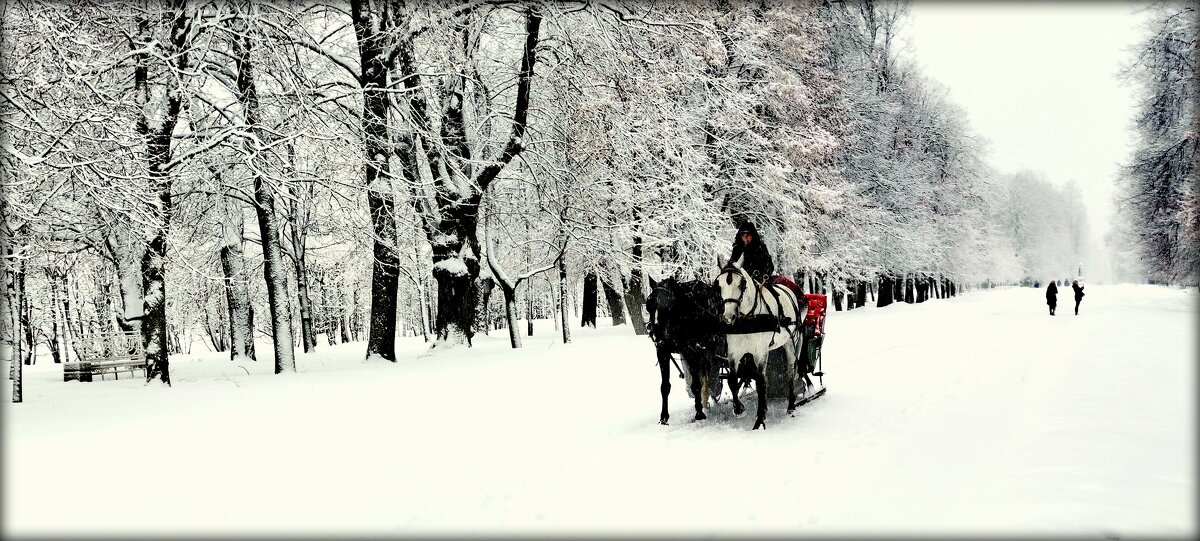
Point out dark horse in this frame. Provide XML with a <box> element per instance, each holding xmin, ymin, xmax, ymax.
<box><xmin>645</xmin><ymin>276</ymin><xmax>727</xmax><ymax>425</ymax></box>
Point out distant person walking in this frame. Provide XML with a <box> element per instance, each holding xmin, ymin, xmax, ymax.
<box><xmin>1046</xmin><ymin>281</ymin><xmax>1058</xmax><ymax>315</ymax></box>
<box><xmin>1072</xmin><ymin>279</ymin><xmax>1085</xmax><ymax>315</ymax></box>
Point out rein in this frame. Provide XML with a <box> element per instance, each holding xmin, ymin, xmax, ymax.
<box><xmin>721</xmin><ymin>267</ymin><xmax>762</xmax><ymax>319</ymax></box>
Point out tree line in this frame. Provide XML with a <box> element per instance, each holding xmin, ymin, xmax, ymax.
<box><xmin>2</xmin><ymin>0</ymin><xmax>1090</xmax><ymax>399</ymax></box>
<box><xmin>1110</xmin><ymin>2</ymin><xmax>1197</xmax><ymax>288</ymax></box>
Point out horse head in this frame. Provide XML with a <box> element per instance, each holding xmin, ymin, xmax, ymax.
<box><xmin>646</xmin><ymin>277</ymin><xmax>679</xmax><ymax>343</ymax></box>
<box><xmin>714</xmin><ymin>262</ymin><xmax>754</xmax><ymax>324</ymax></box>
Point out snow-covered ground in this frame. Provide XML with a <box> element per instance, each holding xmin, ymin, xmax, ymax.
<box><xmin>3</xmin><ymin>285</ymin><xmax>1195</xmax><ymax>537</ymax></box>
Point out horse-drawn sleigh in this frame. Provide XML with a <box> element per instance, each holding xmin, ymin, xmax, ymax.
<box><xmin>646</xmin><ymin>261</ymin><xmax>828</xmax><ymax>430</ymax></box>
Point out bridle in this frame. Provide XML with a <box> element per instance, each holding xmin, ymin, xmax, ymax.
<box><xmin>719</xmin><ymin>267</ymin><xmax>761</xmax><ymax>318</ymax></box>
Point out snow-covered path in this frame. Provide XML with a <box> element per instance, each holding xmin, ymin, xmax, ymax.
<box><xmin>4</xmin><ymin>285</ymin><xmax>1194</xmax><ymax>537</ymax></box>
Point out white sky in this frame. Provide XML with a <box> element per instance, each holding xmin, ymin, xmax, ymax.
<box><xmin>900</xmin><ymin>1</ymin><xmax>1149</xmax><ymax>231</ymax></box>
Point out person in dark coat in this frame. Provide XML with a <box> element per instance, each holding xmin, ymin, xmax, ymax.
<box><xmin>728</xmin><ymin>221</ymin><xmax>775</xmax><ymax>284</ymax></box>
<box><xmin>1046</xmin><ymin>281</ymin><xmax>1058</xmax><ymax>315</ymax></box>
<box><xmin>1071</xmin><ymin>279</ymin><xmax>1085</xmax><ymax>315</ymax></box>
<box><xmin>726</xmin><ymin>221</ymin><xmax>805</xmax><ymax>302</ymax></box>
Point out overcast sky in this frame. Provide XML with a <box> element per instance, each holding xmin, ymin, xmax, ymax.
<box><xmin>900</xmin><ymin>1</ymin><xmax>1149</xmax><ymax>234</ymax></box>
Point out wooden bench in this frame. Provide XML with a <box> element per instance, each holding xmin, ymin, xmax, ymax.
<box><xmin>63</xmin><ymin>331</ymin><xmax>149</xmax><ymax>382</ymax></box>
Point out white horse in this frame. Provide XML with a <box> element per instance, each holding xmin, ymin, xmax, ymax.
<box><xmin>714</xmin><ymin>261</ymin><xmax>806</xmax><ymax>429</ymax></box>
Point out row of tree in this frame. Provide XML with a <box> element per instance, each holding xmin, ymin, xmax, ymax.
<box><xmin>1110</xmin><ymin>2</ymin><xmax>1198</xmax><ymax>288</ymax></box>
<box><xmin>994</xmin><ymin>172</ymin><xmax>1091</xmax><ymax>285</ymax></box>
<box><xmin>2</xmin><ymin>1</ymin><xmax>1083</xmax><ymax>401</ymax></box>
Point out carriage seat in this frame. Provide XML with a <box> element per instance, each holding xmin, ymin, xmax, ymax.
<box><xmin>803</xmin><ymin>294</ymin><xmax>827</xmax><ymax>337</ymax></box>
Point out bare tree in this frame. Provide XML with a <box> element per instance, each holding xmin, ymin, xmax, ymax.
<box><xmin>391</xmin><ymin>6</ymin><xmax>542</xmax><ymax>347</ymax></box>
<box><xmin>133</xmin><ymin>0</ymin><xmax>197</xmax><ymax>385</ymax></box>
<box><xmin>482</xmin><ymin>200</ymin><xmax>563</xmax><ymax>348</ymax></box>
<box><xmin>228</xmin><ymin>3</ymin><xmax>296</xmax><ymax>373</ymax></box>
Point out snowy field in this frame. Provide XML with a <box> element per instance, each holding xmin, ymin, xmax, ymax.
<box><xmin>3</xmin><ymin>284</ymin><xmax>1196</xmax><ymax>538</ymax></box>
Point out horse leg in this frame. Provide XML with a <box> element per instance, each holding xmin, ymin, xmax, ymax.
<box><xmin>658</xmin><ymin>347</ymin><xmax>672</xmax><ymax>425</ymax></box>
<box><xmin>690</xmin><ymin>367</ymin><xmax>707</xmax><ymax>421</ymax></box>
<box><xmin>729</xmin><ymin>354</ymin><xmax>746</xmax><ymax>416</ymax></box>
<box><xmin>752</xmin><ymin>361</ymin><xmax>769</xmax><ymax>430</ymax></box>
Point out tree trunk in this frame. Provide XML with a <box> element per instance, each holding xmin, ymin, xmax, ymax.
<box><xmin>204</xmin><ymin>303</ymin><xmax>228</xmax><ymax>352</ymax></box>
<box><xmin>167</xmin><ymin>324</ymin><xmax>181</xmax><ymax>354</ymax></box>
<box><xmin>362</xmin><ymin>132</ymin><xmax>400</xmax><ymax>359</ymax></box>
<box><xmin>94</xmin><ymin>271</ymin><xmax>115</xmax><ymax>335</ymax></box>
<box><xmin>284</xmin><ymin>261</ymin><xmax>298</xmax><ymax>349</ymax></box>
<box><xmin>249</xmin><ymin>143</ymin><xmax>295</xmax><ymax>371</ymax></box>
<box><xmin>318</xmin><ymin>272</ymin><xmax>337</xmax><ymax>347</ymax></box>
<box><xmin>475</xmin><ymin>276</ymin><xmax>495</xmax><ymax>337</ymax></box>
<box><xmin>133</xmin><ymin>3</ymin><xmax>189</xmax><ymax>386</ymax></box>
<box><xmin>287</xmin><ymin>180</ymin><xmax>317</xmax><ymax>353</ymax></box>
<box><xmin>525</xmin><ymin>281</ymin><xmax>534</xmax><ymax>337</ymax></box>
<box><xmin>285</xmin><ymin>143</ymin><xmax>317</xmax><ymax>353</ymax></box>
<box><xmin>501</xmin><ymin>284</ymin><xmax>521</xmax><ymax>348</ymax></box>
<box><xmin>217</xmin><ymin>186</ymin><xmax>256</xmax><ymax>361</ymax></box>
<box><xmin>58</xmin><ymin>271</ymin><xmax>77</xmax><ymax>362</ymax></box>
<box><xmin>892</xmin><ymin>273</ymin><xmax>902</xmax><ymax>303</ymax></box>
<box><xmin>623</xmin><ymin>232</ymin><xmax>648</xmax><ymax>335</ymax></box>
<box><xmin>856</xmin><ymin>280</ymin><xmax>868</xmax><ymax>308</ymax></box>
<box><xmin>550</xmin><ymin>278</ymin><xmax>560</xmax><ymax>332</ymax></box>
<box><xmin>559</xmin><ymin>252</ymin><xmax>571</xmax><ymax>344</ymax></box>
<box><xmin>349</xmin><ymin>288</ymin><xmax>361</xmax><ymax>342</ymax></box>
<box><xmin>352</xmin><ymin>0</ymin><xmax>401</xmax><ymax>360</ymax></box>
<box><xmin>9</xmin><ymin>256</ymin><xmax>23</xmax><ymax>402</ymax></box>
<box><xmin>418</xmin><ymin>273</ymin><xmax>430</xmax><ymax>343</ymax></box>
<box><xmin>339</xmin><ymin>290</ymin><xmax>352</xmax><ymax>344</ymax></box>
<box><xmin>19</xmin><ymin>268</ymin><xmax>32</xmax><ymax>365</ymax></box>
<box><xmin>140</xmin><ymin>227</ymin><xmax>170</xmax><ymax>382</ymax></box>
<box><xmin>1</xmin><ymin>216</ymin><xmax>14</xmax><ymax>402</ymax></box>
<box><xmin>45</xmin><ymin>269</ymin><xmax>64</xmax><ymax>363</ymax></box>
<box><xmin>580</xmin><ymin>272</ymin><xmax>598</xmax><ymax>328</ymax></box>
<box><xmin>600</xmin><ymin>277</ymin><xmax>626</xmax><ymax>326</ymax></box>
<box><xmin>432</xmin><ymin>266</ymin><xmax>478</xmax><ymax>345</ymax></box>
<box><xmin>877</xmin><ymin>275</ymin><xmax>895</xmax><ymax>308</ymax></box>
<box><xmin>232</xmin><ymin>14</ymin><xmax>294</xmax><ymax>374</ymax></box>
<box><xmin>73</xmin><ymin>277</ymin><xmax>89</xmax><ymax>343</ymax></box>
<box><xmin>904</xmin><ymin>273</ymin><xmax>914</xmax><ymax>303</ymax></box>
<box><xmin>69</xmin><ymin>273</ymin><xmax>86</xmax><ymax>358</ymax></box>
<box><xmin>832</xmin><ymin>284</ymin><xmax>844</xmax><ymax>311</ymax></box>
<box><xmin>111</xmin><ymin>260</ymin><xmax>135</xmax><ymax>333</ymax></box>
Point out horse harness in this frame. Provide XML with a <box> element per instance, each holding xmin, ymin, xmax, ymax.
<box><xmin>721</xmin><ymin>269</ymin><xmax>802</xmax><ymax>339</ymax></box>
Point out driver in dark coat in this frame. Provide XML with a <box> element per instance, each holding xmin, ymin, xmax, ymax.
<box><xmin>728</xmin><ymin>221</ymin><xmax>775</xmax><ymax>285</ymax></box>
